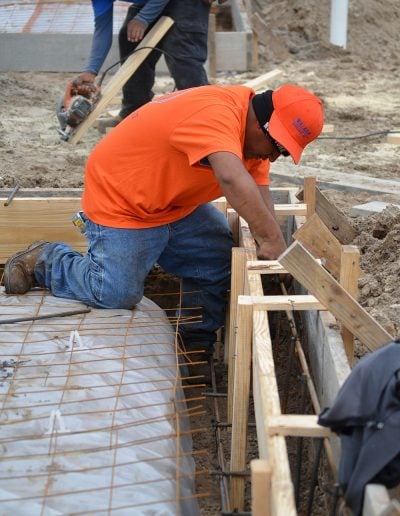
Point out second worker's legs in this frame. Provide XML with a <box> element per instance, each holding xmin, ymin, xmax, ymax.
<box><xmin>118</xmin><ymin>6</ymin><xmax>163</xmax><ymax>118</ymax></box>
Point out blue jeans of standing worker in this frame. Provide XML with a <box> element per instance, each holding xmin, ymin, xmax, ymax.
<box><xmin>34</xmin><ymin>204</ymin><xmax>234</xmax><ymax>354</ymax></box>
<box><xmin>118</xmin><ymin>0</ymin><xmax>210</xmax><ymax>118</ymax></box>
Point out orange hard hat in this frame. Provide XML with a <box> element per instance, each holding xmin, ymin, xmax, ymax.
<box><xmin>269</xmin><ymin>84</ymin><xmax>324</xmax><ymax>164</ymax></box>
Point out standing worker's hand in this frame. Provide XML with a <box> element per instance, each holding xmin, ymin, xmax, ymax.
<box><xmin>72</xmin><ymin>72</ymin><xmax>98</xmax><ymax>96</ymax></box>
<box><xmin>127</xmin><ymin>19</ymin><xmax>147</xmax><ymax>42</ymax></box>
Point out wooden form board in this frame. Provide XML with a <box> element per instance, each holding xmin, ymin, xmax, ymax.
<box><xmin>293</xmin><ymin>212</ymin><xmax>342</xmax><ymax>279</ymax></box>
<box><xmin>239</xmin><ymin>294</ymin><xmax>325</xmax><ymax>311</ymax></box>
<box><xmin>251</xmin><ymin>459</ymin><xmax>272</xmax><ymax>516</ymax></box>
<box><xmin>267</xmin><ymin>415</ymin><xmax>332</xmax><ymax>438</ymax></box>
<box><xmin>386</xmin><ymin>132</ymin><xmax>400</xmax><ymax>145</ymax></box>
<box><xmin>228</xmin><ymin>209</ymin><xmax>296</xmax><ymax>514</ymax></box>
<box><xmin>0</xmin><ymin>198</ymin><xmax>86</xmax><ymax>263</ymax></box>
<box><xmin>279</xmin><ymin>241</ymin><xmax>393</xmax><ymax>351</ymax></box>
<box><xmin>0</xmin><ymin>197</ymin><xmax>230</xmax><ymax>265</ymax></box>
<box><xmin>227</xmin><ymin>184</ymin><xmax>393</xmax><ymax>511</ymax></box>
<box><xmin>243</xmin><ymin>69</ymin><xmax>283</xmax><ymax>91</ymax></box>
<box><xmin>297</xmin><ymin>186</ymin><xmax>357</xmax><ymax>244</ymax></box>
<box><xmin>69</xmin><ymin>16</ymin><xmax>174</xmax><ymax>145</ymax></box>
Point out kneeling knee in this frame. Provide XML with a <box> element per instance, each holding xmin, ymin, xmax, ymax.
<box><xmin>100</xmin><ymin>290</ymin><xmax>143</xmax><ymax>310</ymax></box>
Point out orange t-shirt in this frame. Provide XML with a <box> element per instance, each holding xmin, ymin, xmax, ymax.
<box><xmin>82</xmin><ymin>85</ymin><xmax>270</xmax><ymax>228</ymax></box>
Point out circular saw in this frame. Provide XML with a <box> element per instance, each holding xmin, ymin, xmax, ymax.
<box><xmin>56</xmin><ymin>80</ymin><xmax>101</xmax><ymax>141</ymax></box>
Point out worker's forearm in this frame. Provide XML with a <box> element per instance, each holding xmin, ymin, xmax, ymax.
<box><xmin>223</xmin><ymin>177</ymin><xmax>280</xmax><ymax>238</ymax></box>
<box><xmin>85</xmin><ymin>8</ymin><xmax>113</xmax><ymax>74</ymax></box>
<box><xmin>209</xmin><ymin>152</ymin><xmax>286</xmax><ymax>257</ymax></box>
<box><xmin>134</xmin><ymin>0</ymin><xmax>170</xmax><ymax>25</ymax></box>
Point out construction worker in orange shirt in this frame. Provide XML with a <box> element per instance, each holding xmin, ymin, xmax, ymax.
<box><xmin>4</xmin><ymin>83</ymin><xmax>323</xmax><ymax>375</ymax></box>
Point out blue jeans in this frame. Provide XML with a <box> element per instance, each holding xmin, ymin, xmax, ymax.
<box><xmin>35</xmin><ymin>204</ymin><xmax>233</xmax><ymax>352</ymax></box>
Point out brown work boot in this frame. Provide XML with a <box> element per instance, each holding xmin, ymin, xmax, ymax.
<box><xmin>96</xmin><ymin>115</ymin><xmax>122</xmax><ymax>134</ymax></box>
<box><xmin>4</xmin><ymin>240</ymin><xmax>49</xmax><ymax>294</ymax></box>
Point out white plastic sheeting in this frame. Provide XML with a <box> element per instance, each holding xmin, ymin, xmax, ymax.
<box><xmin>0</xmin><ymin>289</ymin><xmax>199</xmax><ymax>515</ymax></box>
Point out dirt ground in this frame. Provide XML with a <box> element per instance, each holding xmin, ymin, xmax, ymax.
<box><xmin>0</xmin><ymin>0</ymin><xmax>399</xmax><ymax>513</ymax></box>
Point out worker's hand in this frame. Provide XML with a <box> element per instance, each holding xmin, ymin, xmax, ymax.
<box><xmin>72</xmin><ymin>72</ymin><xmax>98</xmax><ymax>95</ymax></box>
<box><xmin>256</xmin><ymin>237</ymin><xmax>287</xmax><ymax>261</ymax></box>
<box><xmin>127</xmin><ymin>19</ymin><xmax>147</xmax><ymax>42</ymax></box>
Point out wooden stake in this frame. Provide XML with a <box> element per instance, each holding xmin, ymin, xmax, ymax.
<box><xmin>230</xmin><ymin>297</ymin><xmax>253</xmax><ymax>511</ymax></box>
<box><xmin>251</xmin><ymin>459</ymin><xmax>272</xmax><ymax>516</ymax></box>
<box><xmin>227</xmin><ymin>248</ymin><xmax>247</xmax><ymax>420</ymax></box>
<box><xmin>303</xmin><ymin>176</ymin><xmax>316</xmax><ymax>217</ymax></box>
<box><xmin>339</xmin><ymin>245</ymin><xmax>360</xmax><ymax>365</ymax></box>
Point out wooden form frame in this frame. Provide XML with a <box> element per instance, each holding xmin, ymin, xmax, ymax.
<box><xmin>1</xmin><ymin>183</ymin><xmax>397</xmax><ymax>513</ymax></box>
<box><xmin>226</xmin><ymin>180</ymin><xmax>395</xmax><ymax>513</ymax></box>
<box><xmin>0</xmin><ymin>197</ymin><xmax>86</xmax><ymax>262</ymax></box>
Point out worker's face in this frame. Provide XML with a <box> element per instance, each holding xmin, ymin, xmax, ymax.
<box><xmin>244</xmin><ymin>117</ymin><xmax>281</xmax><ymax>162</ymax></box>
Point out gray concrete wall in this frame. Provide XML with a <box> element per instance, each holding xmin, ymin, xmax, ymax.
<box><xmin>0</xmin><ymin>0</ymin><xmax>254</xmax><ymax>73</ymax></box>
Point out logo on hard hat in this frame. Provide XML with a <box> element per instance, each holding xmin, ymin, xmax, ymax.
<box><xmin>292</xmin><ymin>118</ymin><xmax>311</xmax><ymax>138</ymax></box>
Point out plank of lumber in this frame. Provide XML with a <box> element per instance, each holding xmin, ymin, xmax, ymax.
<box><xmin>340</xmin><ymin>245</ymin><xmax>360</xmax><ymax>365</ymax></box>
<box><xmin>247</xmin><ymin>258</ymin><xmax>322</xmax><ymax>273</ymax></box>
<box><xmin>243</xmin><ymin>69</ymin><xmax>283</xmax><ymax>91</ymax></box>
<box><xmin>293</xmin><ymin>212</ymin><xmax>342</xmax><ymax>279</ymax></box>
<box><xmin>386</xmin><ymin>132</ymin><xmax>400</xmax><ymax>145</ymax></box>
<box><xmin>247</xmin><ymin>260</ymin><xmax>288</xmax><ymax>274</ymax></box>
<box><xmin>252</xmin><ymin>310</ymin><xmax>297</xmax><ymax>515</ymax></box>
<box><xmin>251</xmin><ymin>459</ymin><xmax>272</xmax><ymax>516</ymax></box>
<box><xmin>303</xmin><ymin>176</ymin><xmax>316</xmax><ymax>217</ymax></box>
<box><xmin>0</xmin><ymin>196</ymin><xmax>227</xmax><ymax>265</ymax></box>
<box><xmin>0</xmin><ymin>188</ymin><xmax>82</xmax><ymax>198</ymax></box>
<box><xmin>268</xmin><ymin>415</ymin><xmax>332</xmax><ymax>438</ymax></box>
<box><xmin>239</xmin><ymin>294</ymin><xmax>326</xmax><ymax>311</ymax></box>
<box><xmin>227</xmin><ymin>248</ymin><xmax>247</xmax><ymax>415</ymax></box>
<box><xmin>69</xmin><ymin>16</ymin><xmax>174</xmax><ymax>145</ymax></box>
<box><xmin>279</xmin><ymin>241</ymin><xmax>393</xmax><ymax>351</ymax></box>
<box><xmin>297</xmin><ymin>186</ymin><xmax>357</xmax><ymax>244</ymax></box>
<box><xmin>230</xmin><ymin>298</ymin><xmax>253</xmax><ymax>511</ymax></box>
<box><xmin>0</xmin><ymin>198</ymin><xmax>86</xmax><ymax>263</ymax></box>
<box><xmin>274</xmin><ymin>203</ymin><xmax>307</xmax><ymax>216</ymax></box>
<box><xmin>314</xmin><ymin>187</ymin><xmax>357</xmax><ymax>243</ymax></box>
